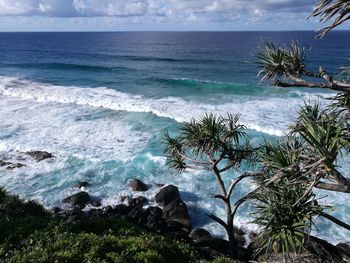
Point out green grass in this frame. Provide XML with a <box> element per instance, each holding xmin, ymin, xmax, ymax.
<box><xmin>0</xmin><ymin>186</ymin><xmax>216</xmax><ymax>263</ymax></box>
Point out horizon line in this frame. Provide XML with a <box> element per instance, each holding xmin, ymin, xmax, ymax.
<box><xmin>2</xmin><ymin>29</ymin><xmax>350</xmax><ymax>33</ymax></box>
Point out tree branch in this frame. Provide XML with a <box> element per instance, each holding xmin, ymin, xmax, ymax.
<box><xmin>206</xmin><ymin>213</ymin><xmax>228</xmax><ymax>230</ymax></box>
<box><xmin>329</xmin><ymin>168</ymin><xmax>350</xmax><ymax>193</ymax></box>
<box><xmin>315</xmin><ymin>181</ymin><xmax>350</xmax><ymax>193</ymax></box>
<box><xmin>226</xmin><ymin>172</ymin><xmax>259</xmax><ymax>200</ymax></box>
<box><xmin>320</xmin><ymin>212</ymin><xmax>350</xmax><ymax>232</ymax></box>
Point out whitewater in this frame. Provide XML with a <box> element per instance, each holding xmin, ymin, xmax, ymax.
<box><xmin>0</xmin><ymin>31</ymin><xmax>350</xmax><ymax>244</ymax></box>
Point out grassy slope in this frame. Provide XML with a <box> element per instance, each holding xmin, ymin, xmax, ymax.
<box><xmin>0</xmin><ymin>186</ymin><xmax>229</xmax><ymax>263</ymax></box>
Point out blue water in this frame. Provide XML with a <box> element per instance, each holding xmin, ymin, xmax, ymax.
<box><xmin>0</xmin><ymin>31</ymin><xmax>349</xmax><ymax>243</ymax></box>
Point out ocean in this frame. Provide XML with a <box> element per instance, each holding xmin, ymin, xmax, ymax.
<box><xmin>0</xmin><ymin>31</ymin><xmax>349</xmax><ymax>243</ymax></box>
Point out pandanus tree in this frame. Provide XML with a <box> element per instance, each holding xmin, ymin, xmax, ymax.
<box><xmin>311</xmin><ymin>0</ymin><xmax>350</xmax><ymax>38</ymax></box>
<box><xmin>250</xmin><ymin>103</ymin><xmax>350</xmax><ymax>260</ymax></box>
<box><xmin>163</xmin><ymin>113</ymin><xmax>257</xmax><ymax>259</ymax></box>
<box><xmin>257</xmin><ymin>42</ymin><xmax>350</xmax><ymax>91</ymax></box>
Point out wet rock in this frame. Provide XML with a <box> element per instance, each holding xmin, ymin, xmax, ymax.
<box><xmin>128</xmin><ymin>196</ymin><xmax>148</xmax><ymax>207</ymax></box>
<box><xmin>25</xmin><ymin>151</ymin><xmax>54</xmax><ymax>162</ymax></box>
<box><xmin>143</xmin><ymin>206</ymin><xmax>166</xmax><ymax>232</ymax></box>
<box><xmin>128</xmin><ymin>179</ymin><xmax>149</xmax><ymax>192</ymax></box>
<box><xmin>63</xmin><ymin>192</ymin><xmax>91</xmax><ymax>209</ymax></box>
<box><xmin>0</xmin><ymin>160</ymin><xmax>26</xmax><ymax>170</ymax></box>
<box><xmin>74</xmin><ymin>181</ymin><xmax>90</xmax><ymax>189</ymax></box>
<box><xmin>162</xmin><ymin>199</ymin><xmax>191</xmax><ymax>231</ymax></box>
<box><xmin>155</xmin><ymin>185</ymin><xmax>180</xmax><ymax>206</ymax></box>
<box><xmin>189</xmin><ymin>228</ymin><xmax>211</xmax><ymax>242</ymax></box>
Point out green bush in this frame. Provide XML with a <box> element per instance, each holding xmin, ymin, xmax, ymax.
<box><xmin>0</xmin><ymin>187</ymin><xmax>204</xmax><ymax>263</ymax></box>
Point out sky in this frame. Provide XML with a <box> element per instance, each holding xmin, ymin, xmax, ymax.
<box><xmin>0</xmin><ymin>0</ymin><xmax>349</xmax><ymax>32</ymax></box>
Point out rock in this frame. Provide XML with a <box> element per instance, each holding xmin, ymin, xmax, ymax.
<box><xmin>189</xmin><ymin>228</ymin><xmax>212</xmax><ymax>242</ymax></box>
<box><xmin>25</xmin><ymin>151</ymin><xmax>54</xmax><ymax>162</ymax></box>
<box><xmin>63</xmin><ymin>192</ymin><xmax>91</xmax><ymax>208</ymax></box>
<box><xmin>112</xmin><ymin>204</ymin><xmax>133</xmax><ymax>217</ymax></box>
<box><xmin>128</xmin><ymin>206</ymin><xmax>147</xmax><ymax>225</ymax></box>
<box><xmin>0</xmin><ymin>160</ymin><xmax>26</xmax><ymax>170</ymax></box>
<box><xmin>162</xmin><ymin>199</ymin><xmax>191</xmax><ymax>231</ymax></box>
<box><xmin>128</xmin><ymin>179</ymin><xmax>149</xmax><ymax>192</ymax></box>
<box><xmin>143</xmin><ymin>206</ymin><xmax>166</xmax><ymax>232</ymax></box>
<box><xmin>74</xmin><ymin>181</ymin><xmax>90</xmax><ymax>189</ymax></box>
<box><xmin>155</xmin><ymin>185</ymin><xmax>180</xmax><ymax>206</ymax></box>
<box><xmin>128</xmin><ymin>196</ymin><xmax>148</xmax><ymax>207</ymax></box>
<box><xmin>336</xmin><ymin>242</ymin><xmax>350</xmax><ymax>257</ymax></box>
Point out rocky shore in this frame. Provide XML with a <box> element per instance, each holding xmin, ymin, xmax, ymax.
<box><xmin>56</xmin><ymin>177</ymin><xmax>350</xmax><ymax>262</ymax></box>
<box><xmin>1</xmin><ymin>150</ymin><xmax>350</xmax><ymax>262</ymax></box>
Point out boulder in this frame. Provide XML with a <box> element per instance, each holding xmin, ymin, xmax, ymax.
<box><xmin>336</xmin><ymin>242</ymin><xmax>350</xmax><ymax>257</ymax></box>
<box><xmin>128</xmin><ymin>196</ymin><xmax>148</xmax><ymax>207</ymax></box>
<box><xmin>26</xmin><ymin>151</ymin><xmax>54</xmax><ymax>162</ymax></box>
<box><xmin>143</xmin><ymin>206</ymin><xmax>166</xmax><ymax>233</ymax></box>
<box><xmin>0</xmin><ymin>160</ymin><xmax>26</xmax><ymax>170</ymax></box>
<box><xmin>63</xmin><ymin>192</ymin><xmax>91</xmax><ymax>208</ymax></box>
<box><xmin>189</xmin><ymin>228</ymin><xmax>212</xmax><ymax>242</ymax></box>
<box><xmin>74</xmin><ymin>181</ymin><xmax>90</xmax><ymax>189</ymax></box>
<box><xmin>162</xmin><ymin>199</ymin><xmax>191</xmax><ymax>231</ymax></box>
<box><xmin>304</xmin><ymin>235</ymin><xmax>346</xmax><ymax>263</ymax></box>
<box><xmin>128</xmin><ymin>179</ymin><xmax>149</xmax><ymax>192</ymax></box>
<box><xmin>155</xmin><ymin>185</ymin><xmax>180</xmax><ymax>206</ymax></box>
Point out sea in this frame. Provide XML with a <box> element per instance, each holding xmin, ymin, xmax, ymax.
<box><xmin>0</xmin><ymin>31</ymin><xmax>349</xmax><ymax>243</ymax></box>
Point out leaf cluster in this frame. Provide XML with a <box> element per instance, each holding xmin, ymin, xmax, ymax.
<box><xmin>257</xmin><ymin>42</ymin><xmax>307</xmax><ymax>81</ymax></box>
<box><xmin>164</xmin><ymin>113</ymin><xmax>256</xmax><ymax>172</ymax></box>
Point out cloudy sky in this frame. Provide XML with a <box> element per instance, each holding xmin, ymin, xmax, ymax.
<box><xmin>0</xmin><ymin>0</ymin><xmax>349</xmax><ymax>31</ymax></box>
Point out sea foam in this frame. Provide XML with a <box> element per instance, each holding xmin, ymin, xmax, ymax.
<box><xmin>0</xmin><ymin>76</ymin><xmax>330</xmax><ymax>137</ymax></box>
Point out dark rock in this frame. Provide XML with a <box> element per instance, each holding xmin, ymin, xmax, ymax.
<box><xmin>63</xmin><ymin>192</ymin><xmax>91</xmax><ymax>208</ymax></box>
<box><xmin>189</xmin><ymin>228</ymin><xmax>211</xmax><ymax>242</ymax></box>
<box><xmin>143</xmin><ymin>206</ymin><xmax>166</xmax><ymax>232</ymax></box>
<box><xmin>88</xmin><ymin>208</ymin><xmax>103</xmax><ymax>217</ymax></box>
<box><xmin>304</xmin><ymin>235</ymin><xmax>346</xmax><ymax>263</ymax></box>
<box><xmin>128</xmin><ymin>196</ymin><xmax>148</xmax><ymax>207</ymax></box>
<box><xmin>162</xmin><ymin>199</ymin><xmax>191</xmax><ymax>231</ymax></box>
<box><xmin>66</xmin><ymin>207</ymin><xmax>85</xmax><ymax>222</ymax></box>
<box><xmin>0</xmin><ymin>160</ymin><xmax>26</xmax><ymax>170</ymax></box>
<box><xmin>74</xmin><ymin>181</ymin><xmax>90</xmax><ymax>189</ymax></box>
<box><xmin>336</xmin><ymin>242</ymin><xmax>350</xmax><ymax>256</ymax></box>
<box><xmin>128</xmin><ymin>206</ymin><xmax>147</xmax><ymax>225</ymax></box>
<box><xmin>155</xmin><ymin>185</ymin><xmax>180</xmax><ymax>206</ymax></box>
<box><xmin>91</xmin><ymin>200</ymin><xmax>102</xmax><ymax>207</ymax></box>
<box><xmin>25</xmin><ymin>151</ymin><xmax>54</xmax><ymax>162</ymax></box>
<box><xmin>52</xmin><ymin>207</ymin><xmax>62</xmax><ymax>214</ymax></box>
<box><xmin>113</xmin><ymin>204</ymin><xmax>133</xmax><ymax>217</ymax></box>
<box><xmin>128</xmin><ymin>179</ymin><xmax>149</xmax><ymax>192</ymax></box>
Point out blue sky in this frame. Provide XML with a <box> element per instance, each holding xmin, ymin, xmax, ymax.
<box><xmin>0</xmin><ymin>0</ymin><xmax>349</xmax><ymax>32</ymax></box>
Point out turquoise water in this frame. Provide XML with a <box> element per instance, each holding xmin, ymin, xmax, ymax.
<box><xmin>0</xmin><ymin>31</ymin><xmax>349</xmax><ymax>242</ymax></box>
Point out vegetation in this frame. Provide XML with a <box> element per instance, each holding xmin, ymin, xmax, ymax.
<box><xmin>250</xmin><ymin>0</ymin><xmax>350</xmax><ymax>260</ymax></box>
<box><xmin>163</xmin><ymin>113</ymin><xmax>257</xmax><ymax>259</ymax></box>
<box><xmin>257</xmin><ymin>41</ymin><xmax>350</xmax><ymax>91</ymax></box>
<box><xmin>0</xmin><ymin>187</ymin><xmax>209</xmax><ymax>263</ymax></box>
<box><xmin>311</xmin><ymin>0</ymin><xmax>350</xmax><ymax>38</ymax></box>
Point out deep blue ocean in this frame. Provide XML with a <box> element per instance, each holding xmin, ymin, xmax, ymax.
<box><xmin>0</xmin><ymin>31</ymin><xmax>349</xmax><ymax>243</ymax></box>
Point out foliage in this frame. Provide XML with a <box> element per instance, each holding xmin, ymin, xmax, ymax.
<box><xmin>6</xmin><ymin>225</ymin><xmax>198</xmax><ymax>263</ymax></box>
<box><xmin>0</xmin><ymin>187</ymin><xmax>214</xmax><ymax>263</ymax></box>
<box><xmin>164</xmin><ymin>113</ymin><xmax>256</xmax><ymax>259</ymax></box>
<box><xmin>257</xmin><ymin>42</ymin><xmax>307</xmax><ymax>81</ymax></box>
<box><xmin>251</xmin><ymin>175</ymin><xmax>324</xmax><ymax>259</ymax></box>
<box><xmin>291</xmin><ymin>103</ymin><xmax>350</xmax><ymax>170</ymax></box>
<box><xmin>311</xmin><ymin>0</ymin><xmax>350</xmax><ymax>37</ymax></box>
<box><xmin>164</xmin><ymin>113</ymin><xmax>256</xmax><ymax>172</ymax></box>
